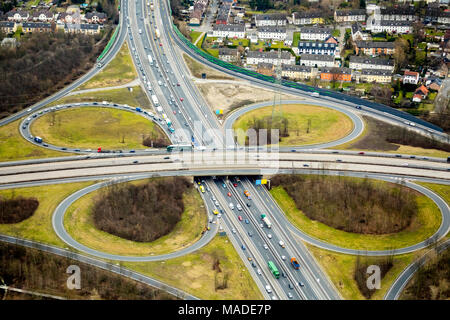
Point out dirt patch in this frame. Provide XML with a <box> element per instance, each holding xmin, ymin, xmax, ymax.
<box><xmin>196</xmin><ymin>82</ymin><xmax>299</xmax><ymax>115</ymax></box>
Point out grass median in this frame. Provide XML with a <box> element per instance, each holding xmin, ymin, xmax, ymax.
<box><xmin>232</xmin><ymin>104</ymin><xmax>353</xmax><ymax>146</ymax></box>
<box><xmin>30</xmin><ymin>107</ymin><xmax>169</xmax><ymax>150</ymax></box>
<box><xmin>0</xmin><ymin>182</ymin><xmax>95</xmax><ymax>247</ymax></box>
<box><xmin>270</xmin><ymin>181</ymin><xmax>442</xmax><ymax>251</ymax></box>
<box><xmin>64</xmin><ymin>181</ymin><xmax>207</xmax><ymax>256</ymax></box>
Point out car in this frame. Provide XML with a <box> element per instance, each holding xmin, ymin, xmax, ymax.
<box><xmin>395</xmin><ymin>154</ymin><xmax>402</xmax><ymax>158</ymax></box>
<box><xmin>74</xmin><ymin>149</ymin><xmax>80</xmax><ymax>152</ymax></box>
<box><xmin>288</xmin><ymin>292</ymin><xmax>293</xmax><ymax>299</ymax></box>
<box><xmin>238</xmin><ymin>216</ymin><xmax>243</xmax><ymax>221</ymax></box>
<box><xmin>61</xmin><ymin>147</ymin><xmax>67</xmax><ymax>150</ymax></box>
<box><xmin>263</xmin><ymin>244</ymin><xmax>268</xmax><ymax>250</ymax></box>
<box><xmin>281</xmin><ymin>255</ymin><xmax>286</xmax><ymax>261</ymax></box>
<box><xmin>236</xmin><ymin>204</ymin><xmax>242</xmax><ymax>211</ymax></box>
<box><xmin>43</xmin><ymin>143</ymin><xmax>48</xmax><ymax>147</ymax></box>
<box><xmin>245</xmin><ymin>219</ymin><xmax>249</xmax><ymax>224</ymax></box>
<box><xmin>227</xmin><ymin>192</ymin><xmax>231</xmax><ymax>197</ymax></box>
<box><xmin>217</xmin><ymin>213</ymin><xmax>222</xmax><ymax>219</ymax></box>
<box><xmin>241</xmin><ymin>244</ymin><xmax>245</xmax><ymax>250</ymax></box>
<box><xmin>288</xmin><ymin>283</ymin><xmax>294</xmax><ymax>289</ymax></box>
<box><xmin>129</xmin><ymin>150</ymin><xmax>135</xmax><ymax>153</ymax></box>
<box><xmin>336</xmin><ymin>159</ymin><xmax>342</xmax><ymax>162</ymax></box>
<box><xmin>279</xmin><ymin>240</ymin><xmax>285</xmax><ymax>248</ymax></box>
<box><xmin>358</xmin><ymin>152</ymin><xmax>365</xmax><ymax>155</ymax></box>
<box><xmin>257</xmin><ymin>269</ymin><xmax>262</xmax><ymax>275</ymax></box>
<box><xmin>177</xmin><ymin>83</ymin><xmax>180</xmax><ymax>86</ymax></box>
<box><xmin>265</xmin><ymin>285</ymin><xmax>272</xmax><ymax>293</ymax></box>
<box><xmin>332</xmin><ymin>151</ymin><xmax>338</xmax><ymax>154</ymax></box>
<box><xmin>173</xmin><ymin>111</ymin><xmax>176</xmax><ymax>115</ymax></box>
<box><xmin>248</xmin><ymin>231</ymin><xmax>253</xmax><ymax>237</ymax></box>
<box><xmin>247</xmin><ymin>257</ymin><xmax>252</xmax><ymax>261</ymax></box>
<box><xmin>260</xmin><ymin>223</ymin><xmax>264</xmax><ymax>228</ymax></box>
<box><xmin>159</xmin><ymin>43</ymin><xmax>162</xmax><ymax>46</ymax></box>
<box><xmin>251</xmin><ymin>261</ymin><xmax>256</xmax><ymax>268</ymax></box>
<box><xmin>291</xmin><ymin>149</ymin><xmax>296</xmax><ymax>152</ymax></box>
<box><xmin>247</xmin><ymin>203</ymin><xmax>251</xmax><ymax>207</ymax></box>
<box><xmin>232</xmin><ymin>228</ymin><xmax>236</xmax><ymax>234</ymax></box>
<box><xmin>303</xmin><ymin>164</ymin><xmax>309</xmax><ymax>167</ymax></box>
<box><xmin>222</xmin><ymin>183</ymin><xmax>227</xmax><ymax>188</ymax></box>
<box><xmin>267</xmin><ymin>234</ymin><xmax>272</xmax><ymax>239</ymax></box>
<box><xmin>281</xmin><ymin>272</ymin><xmax>286</xmax><ymax>278</ymax></box>
<box><xmin>164</xmin><ymin>156</ymin><xmax>170</xmax><ymax>159</ymax></box>
<box><xmin>299</xmin><ymin>282</ymin><xmax>304</xmax><ymax>287</ymax></box>
<box><xmin>410</xmin><ymin>155</ymin><xmax>416</xmax><ymax>159</ymax></box>
<box><xmin>214</xmin><ymin>201</ymin><xmax>219</xmax><ymax>206</ymax></box>
<box><xmin>22</xmin><ymin>126</ymin><xmax>26</xmax><ymax>129</ymax></box>
<box><xmin>180</xmin><ymin>98</ymin><xmax>184</xmax><ymax>101</ymax></box>
<box><xmin>133</xmin><ymin>160</ymin><xmax>139</xmax><ymax>164</ymax></box>
<box><xmin>229</xmin><ymin>202</ymin><xmax>234</xmax><ymax>210</ymax></box>
<box><xmin>213</xmin><ymin>209</ymin><xmax>219</xmax><ymax>215</ymax></box>
<box><xmin>233</xmin><ymin>183</ymin><xmax>238</xmax><ymax>187</ymax></box>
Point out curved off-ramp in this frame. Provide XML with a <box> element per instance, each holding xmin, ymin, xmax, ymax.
<box><xmin>223</xmin><ymin>100</ymin><xmax>364</xmax><ymax>150</ymax></box>
<box><xmin>52</xmin><ymin>178</ymin><xmax>218</xmax><ymax>262</ymax></box>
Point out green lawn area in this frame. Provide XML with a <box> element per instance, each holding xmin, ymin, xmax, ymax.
<box><xmin>232</xmin><ymin>104</ymin><xmax>353</xmax><ymax>146</ymax></box>
<box><xmin>123</xmin><ymin>235</ymin><xmax>264</xmax><ymax>300</ymax></box>
<box><xmin>31</xmin><ymin>106</ymin><xmax>169</xmax><ymax>150</ymax></box>
<box><xmin>189</xmin><ymin>30</ymin><xmax>203</xmax><ymax>44</ymax></box>
<box><xmin>79</xmin><ymin>42</ymin><xmax>137</xmax><ymax>90</ymax></box>
<box><xmin>332</xmin><ymin>29</ymin><xmax>341</xmax><ymax>37</ymax></box>
<box><xmin>0</xmin><ymin>182</ymin><xmax>95</xmax><ymax>247</ymax></box>
<box><xmin>293</xmin><ymin>32</ymin><xmax>300</xmax><ymax>48</ymax></box>
<box><xmin>205</xmin><ymin>48</ymin><xmax>219</xmax><ymax>58</ymax></box>
<box><xmin>224</xmin><ymin>38</ymin><xmax>249</xmax><ymax>47</ymax></box>
<box><xmin>0</xmin><ymin>119</ymin><xmax>70</xmax><ymax>162</ymax></box>
<box><xmin>270</xmin><ymin>182</ymin><xmax>442</xmax><ymax>251</ymax></box>
<box><xmin>306</xmin><ymin>243</ymin><xmax>421</xmax><ymax>300</ymax></box>
<box><xmin>250</xmin><ymin>40</ymin><xmax>266</xmax><ymax>51</ymax></box>
<box><xmin>48</xmin><ymin>86</ymin><xmax>152</xmax><ymax>109</ymax></box>
<box><xmin>64</xmin><ymin>182</ymin><xmax>207</xmax><ymax>256</ymax></box>
<box><xmin>268</xmin><ymin>41</ymin><xmax>290</xmax><ymax>50</ymax></box>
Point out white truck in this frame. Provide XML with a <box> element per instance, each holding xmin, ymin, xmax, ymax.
<box><xmin>261</xmin><ymin>214</ymin><xmax>272</xmax><ymax>228</ymax></box>
<box><xmin>147</xmin><ymin>54</ymin><xmax>153</xmax><ymax>66</ymax></box>
<box><xmin>156</xmin><ymin>106</ymin><xmax>163</xmax><ymax>113</ymax></box>
<box><xmin>151</xmin><ymin>94</ymin><xmax>159</xmax><ymax>106</ymax></box>
<box><xmin>155</xmin><ymin>28</ymin><xmax>160</xmax><ymax>38</ymax></box>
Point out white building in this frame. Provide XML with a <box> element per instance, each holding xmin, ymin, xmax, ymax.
<box><xmin>300</xmin><ymin>53</ymin><xmax>335</xmax><ymax>68</ymax></box>
<box><xmin>403</xmin><ymin>70</ymin><xmax>420</xmax><ymax>84</ymax></box>
<box><xmin>257</xmin><ymin>26</ymin><xmax>287</xmax><ymax>41</ymax></box>
<box><xmin>212</xmin><ymin>24</ymin><xmax>245</xmax><ymax>38</ymax></box>
<box><xmin>349</xmin><ymin>56</ymin><xmax>395</xmax><ymax>72</ymax></box>
<box><xmin>299</xmin><ymin>27</ymin><xmax>333</xmax><ymax>41</ymax></box>
<box><xmin>368</xmin><ymin>20</ymin><xmax>413</xmax><ymax>34</ymax></box>
<box><xmin>247</xmin><ymin>50</ymin><xmax>295</xmax><ymax>66</ymax></box>
<box><xmin>254</xmin><ymin>13</ymin><xmax>287</xmax><ymax>27</ymax></box>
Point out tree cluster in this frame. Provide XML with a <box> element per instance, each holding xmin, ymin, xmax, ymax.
<box><xmin>0</xmin><ymin>32</ymin><xmax>103</xmax><ymax>118</ymax></box>
<box><xmin>0</xmin><ymin>196</ymin><xmax>39</xmax><ymax>224</ymax></box>
<box><xmin>92</xmin><ymin>177</ymin><xmax>191</xmax><ymax>242</ymax></box>
<box><xmin>354</xmin><ymin>255</ymin><xmax>394</xmax><ymax>299</ymax></box>
<box><xmin>271</xmin><ymin>174</ymin><xmax>418</xmax><ymax>235</ymax></box>
<box><xmin>244</xmin><ymin>115</ymin><xmax>290</xmax><ymax>146</ymax></box>
<box><xmin>0</xmin><ymin>242</ymin><xmax>177</xmax><ymax>300</ymax></box>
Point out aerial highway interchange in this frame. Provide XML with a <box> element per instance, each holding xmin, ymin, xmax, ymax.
<box><xmin>0</xmin><ymin>0</ymin><xmax>449</xmax><ymax>302</ymax></box>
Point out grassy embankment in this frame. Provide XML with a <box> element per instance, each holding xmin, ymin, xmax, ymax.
<box><xmin>31</xmin><ymin>107</ymin><xmax>169</xmax><ymax>150</ymax></box>
<box><xmin>232</xmin><ymin>104</ymin><xmax>353</xmax><ymax>146</ymax></box>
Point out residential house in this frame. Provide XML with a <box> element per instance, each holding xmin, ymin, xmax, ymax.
<box><xmin>57</xmin><ymin>12</ymin><xmax>80</xmax><ymax>24</ymax></box>
<box><xmin>320</xmin><ymin>67</ymin><xmax>352</xmax><ymax>82</ymax></box>
<box><xmin>299</xmin><ymin>27</ymin><xmax>333</xmax><ymax>41</ymax></box>
<box><xmin>254</xmin><ymin>13</ymin><xmax>287</xmax><ymax>27</ymax></box>
<box><xmin>367</xmin><ymin>20</ymin><xmax>412</xmax><ymax>34</ymax></box>
<box><xmin>212</xmin><ymin>24</ymin><xmax>245</xmax><ymax>38</ymax></box>
<box><xmin>292</xmin><ymin>11</ymin><xmax>324</xmax><ymax>25</ymax></box>
<box><xmin>281</xmin><ymin>64</ymin><xmax>313</xmax><ymax>80</ymax></box>
<box><xmin>359</xmin><ymin>69</ymin><xmax>393</xmax><ymax>83</ymax></box>
<box><xmin>349</xmin><ymin>56</ymin><xmax>395</xmax><ymax>72</ymax></box>
<box><xmin>300</xmin><ymin>53</ymin><xmax>335</xmax><ymax>68</ymax></box>
<box><xmin>425</xmin><ymin>77</ymin><xmax>442</xmax><ymax>91</ymax></box>
<box><xmin>351</xmin><ymin>23</ymin><xmax>371</xmax><ymax>41</ymax></box>
<box><xmin>31</xmin><ymin>10</ymin><xmax>54</xmax><ymax>22</ymax></box>
<box><xmin>354</xmin><ymin>41</ymin><xmax>396</xmax><ymax>55</ymax></box>
<box><xmin>295</xmin><ymin>41</ymin><xmax>337</xmax><ymax>56</ymax></box>
<box><xmin>379</xmin><ymin>6</ymin><xmax>416</xmax><ymax>21</ymax></box>
<box><xmin>412</xmin><ymin>85</ymin><xmax>429</xmax><ymax>102</ymax></box>
<box><xmin>189</xmin><ymin>0</ymin><xmax>208</xmax><ymax>26</ymax></box>
<box><xmin>219</xmin><ymin>47</ymin><xmax>239</xmax><ymax>62</ymax></box>
<box><xmin>216</xmin><ymin>2</ymin><xmax>231</xmax><ymax>24</ymax></box>
<box><xmin>257</xmin><ymin>26</ymin><xmax>287</xmax><ymax>41</ymax></box>
<box><xmin>65</xmin><ymin>23</ymin><xmax>101</xmax><ymax>35</ymax></box>
<box><xmin>21</xmin><ymin>22</ymin><xmax>52</xmax><ymax>33</ymax></box>
<box><xmin>403</xmin><ymin>70</ymin><xmax>420</xmax><ymax>84</ymax></box>
<box><xmin>246</xmin><ymin>50</ymin><xmax>295</xmax><ymax>66</ymax></box>
<box><xmin>257</xmin><ymin>62</ymin><xmax>275</xmax><ymax>76</ymax></box>
<box><xmin>6</xmin><ymin>10</ymin><xmax>29</xmax><ymax>22</ymax></box>
<box><xmin>84</xmin><ymin>11</ymin><xmax>107</xmax><ymax>24</ymax></box>
<box><xmin>334</xmin><ymin>9</ymin><xmax>366</xmax><ymax>23</ymax></box>
<box><xmin>0</xmin><ymin>21</ymin><xmax>16</xmax><ymax>33</ymax></box>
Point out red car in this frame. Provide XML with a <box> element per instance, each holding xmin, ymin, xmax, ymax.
<box><xmin>180</xmin><ymin>98</ymin><xmax>184</xmax><ymax>102</ymax></box>
<box><xmin>358</xmin><ymin>152</ymin><xmax>365</xmax><ymax>155</ymax></box>
<box><xmin>173</xmin><ymin>111</ymin><xmax>176</xmax><ymax>115</ymax></box>
<box><xmin>227</xmin><ymin>192</ymin><xmax>231</xmax><ymax>197</ymax></box>
<box><xmin>238</xmin><ymin>216</ymin><xmax>243</xmax><ymax>221</ymax></box>
<box><xmin>233</xmin><ymin>183</ymin><xmax>238</xmax><ymax>187</ymax></box>
<box><xmin>176</xmin><ymin>83</ymin><xmax>180</xmax><ymax>86</ymax></box>
<box><xmin>159</xmin><ymin>43</ymin><xmax>162</xmax><ymax>46</ymax></box>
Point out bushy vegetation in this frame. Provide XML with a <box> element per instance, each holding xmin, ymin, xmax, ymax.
<box><xmin>0</xmin><ymin>242</ymin><xmax>176</xmax><ymax>300</ymax></box>
<box><xmin>401</xmin><ymin>248</ymin><xmax>450</xmax><ymax>300</ymax></box>
<box><xmin>243</xmin><ymin>114</ymin><xmax>289</xmax><ymax>145</ymax></box>
<box><xmin>271</xmin><ymin>175</ymin><xmax>418</xmax><ymax>234</ymax></box>
<box><xmin>0</xmin><ymin>196</ymin><xmax>39</xmax><ymax>224</ymax></box>
<box><xmin>0</xmin><ymin>32</ymin><xmax>105</xmax><ymax>118</ymax></box>
<box><xmin>92</xmin><ymin>178</ymin><xmax>192</xmax><ymax>242</ymax></box>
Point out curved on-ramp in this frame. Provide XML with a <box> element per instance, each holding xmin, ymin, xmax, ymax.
<box><xmin>52</xmin><ymin>178</ymin><xmax>218</xmax><ymax>262</ymax></box>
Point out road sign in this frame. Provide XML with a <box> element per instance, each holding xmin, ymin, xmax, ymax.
<box><xmin>255</xmin><ymin>180</ymin><xmax>261</xmax><ymax>185</ymax></box>
<box><xmin>261</xmin><ymin>179</ymin><xmax>268</xmax><ymax>185</ymax></box>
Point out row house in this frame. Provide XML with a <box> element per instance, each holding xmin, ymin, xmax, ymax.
<box><xmin>254</xmin><ymin>13</ymin><xmax>287</xmax><ymax>27</ymax></box>
<box><xmin>300</xmin><ymin>53</ymin><xmax>335</xmax><ymax>68</ymax></box>
<box><xmin>368</xmin><ymin>20</ymin><xmax>412</xmax><ymax>34</ymax></box>
<box><xmin>351</xmin><ymin>23</ymin><xmax>371</xmax><ymax>41</ymax></box>
<box><xmin>349</xmin><ymin>56</ymin><xmax>395</xmax><ymax>72</ymax></box>
<box><xmin>334</xmin><ymin>9</ymin><xmax>366</xmax><ymax>23</ymax></box>
<box><xmin>295</xmin><ymin>41</ymin><xmax>337</xmax><ymax>56</ymax></box>
<box><xmin>65</xmin><ymin>23</ymin><xmax>101</xmax><ymax>35</ymax></box>
<box><xmin>212</xmin><ymin>24</ymin><xmax>245</xmax><ymax>38</ymax></box>
<box><xmin>354</xmin><ymin>41</ymin><xmax>396</xmax><ymax>55</ymax></box>
<box><xmin>257</xmin><ymin>26</ymin><xmax>287</xmax><ymax>41</ymax></box>
<box><xmin>320</xmin><ymin>67</ymin><xmax>352</xmax><ymax>82</ymax></box>
<box><xmin>291</xmin><ymin>11</ymin><xmax>323</xmax><ymax>25</ymax></box>
<box><xmin>84</xmin><ymin>11</ymin><xmax>107</xmax><ymax>24</ymax></box>
<box><xmin>424</xmin><ymin>9</ymin><xmax>450</xmax><ymax>25</ymax></box>
<box><xmin>58</xmin><ymin>12</ymin><xmax>80</xmax><ymax>25</ymax></box>
<box><xmin>246</xmin><ymin>50</ymin><xmax>295</xmax><ymax>66</ymax></box>
<box><xmin>0</xmin><ymin>21</ymin><xmax>16</xmax><ymax>33</ymax></box>
<box><xmin>6</xmin><ymin>10</ymin><xmax>29</xmax><ymax>22</ymax></box>
<box><xmin>403</xmin><ymin>70</ymin><xmax>420</xmax><ymax>84</ymax></box>
<box><xmin>21</xmin><ymin>22</ymin><xmax>52</xmax><ymax>33</ymax></box>
<box><xmin>281</xmin><ymin>64</ymin><xmax>313</xmax><ymax>80</ymax></box>
<box><xmin>378</xmin><ymin>6</ymin><xmax>416</xmax><ymax>21</ymax></box>
<box><xmin>31</xmin><ymin>11</ymin><xmax>55</xmax><ymax>22</ymax></box>
<box><xmin>219</xmin><ymin>47</ymin><xmax>239</xmax><ymax>62</ymax></box>
<box><xmin>299</xmin><ymin>27</ymin><xmax>333</xmax><ymax>41</ymax></box>
<box><xmin>358</xmin><ymin>69</ymin><xmax>393</xmax><ymax>83</ymax></box>
<box><xmin>257</xmin><ymin>62</ymin><xmax>275</xmax><ymax>77</ymax></box>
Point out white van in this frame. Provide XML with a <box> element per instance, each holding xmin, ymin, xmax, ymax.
<box><xmin>229</xmin><ymin>202</ymin><xmax>234</xmax><ymax>210</ymax></box>
<box><xmin>158</xmin><ymin>80</ymin><xmax>162</xmax><ymax>86</ymax></box>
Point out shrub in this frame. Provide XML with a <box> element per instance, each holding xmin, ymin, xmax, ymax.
<box><xmin>0</xmin><ymin>196</ymin><xmax>39</xmax><ymax>224</ymax></box>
